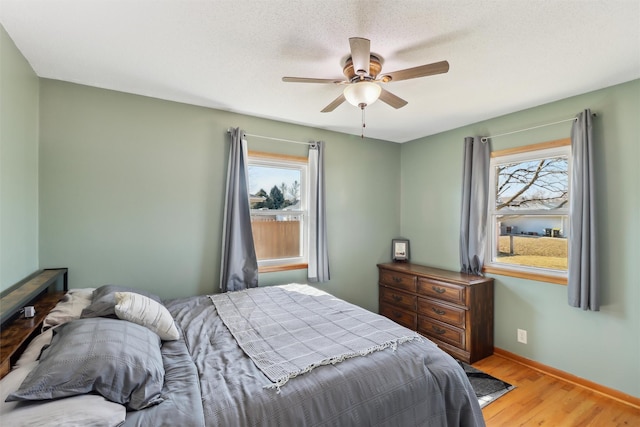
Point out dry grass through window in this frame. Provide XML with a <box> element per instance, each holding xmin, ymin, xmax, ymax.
<box><xmin>497</xmin><ymin>236</ymin><xmax>567</xmax><ymax>270</ymax></box>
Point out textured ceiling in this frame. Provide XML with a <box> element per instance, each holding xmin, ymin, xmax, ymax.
<box><xmin>1</xmin><ymin>0</ymin><xmax>639</xmax><ymax>142</ymax></box>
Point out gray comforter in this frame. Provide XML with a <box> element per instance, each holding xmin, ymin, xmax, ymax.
<box><xmin>142</xmin><ymin>293</ymin><xmax>485</xmax><ymax>427</ymax></box>
<box><xmin>120</xmin><ymin>328</ymin><xmax>206</xmax><ymax>427</ymax></box>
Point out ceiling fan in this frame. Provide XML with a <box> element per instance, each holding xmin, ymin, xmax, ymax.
<box><xmin>282</xmin><ymin>37</ymin><xmax>450</xmax><ymax>113</ymax></box>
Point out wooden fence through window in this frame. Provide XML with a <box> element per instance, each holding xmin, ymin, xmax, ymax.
<box><xmin>251</xmin><ymin>219</ymin><xmax>300</xmax><ymax>259</ymax></box>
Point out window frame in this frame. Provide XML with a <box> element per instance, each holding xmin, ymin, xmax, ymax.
<box><xmin>247</xmin><ymin>151</ymin><xmax>308</xmax><ymax>273</ymax></box>
<box><xmin>484</xmin><ymin>138</ymin><xmax>571</xmax><ymax>285</ymax></box>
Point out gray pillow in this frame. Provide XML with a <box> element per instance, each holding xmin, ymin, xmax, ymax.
<box><xmin>81</xmin><ymin>285</ymin><xmax>162</xmax><ymax>319</ymax></box>
<box><xmin>6</xmin><ymin>318</ymin><xmax>165</xmax><ymax>410</ymax></box>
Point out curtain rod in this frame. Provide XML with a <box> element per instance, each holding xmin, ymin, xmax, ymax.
<box><xmin>226</xmin><ymin>128</ymin><xmax>312</xmax><ymax>146</ymax></box>
<box><xmin>480</xmin><ymin>113</ymin><xmax>597</xmax><ymax>143</ymax></box>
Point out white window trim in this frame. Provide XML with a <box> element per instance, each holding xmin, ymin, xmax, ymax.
<box><xmin>485</xmin><ymin>143</ymin><xmax>571</xmax><ymax>281</ymax></box>
<box><xmin>247</xmin><ymin>154</ymin><xmax>309</xmax><ymax>269</ymax></box>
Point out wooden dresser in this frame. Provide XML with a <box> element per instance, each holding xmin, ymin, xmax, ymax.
<box><xmin>378</xmin><ymin>263</ymin><xmax>494</xmax><ymax>363</ymax></box>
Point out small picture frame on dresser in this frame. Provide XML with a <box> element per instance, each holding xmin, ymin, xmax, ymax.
<box><xmin>392</xmin><ymin>239</ymin><xmax>410</xmax><ymax>262</ymax></box>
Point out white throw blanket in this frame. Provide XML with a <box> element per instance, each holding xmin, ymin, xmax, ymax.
<box><xmin>209</xmin><ymin>284</ymin><xmax>422</xmax><ymax>389</ymax></box>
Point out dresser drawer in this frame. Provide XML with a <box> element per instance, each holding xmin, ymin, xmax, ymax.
<box><xmin>380</xmin><ymin>270</ymin><xmax>417</xmax><ymax>293</ymax></box>
<box><xmin>380</xmin><ymin>286</ymin><xmax>417</xmax><ymax>311</ymax></box>
<box><xmin>418</xmin><ymin>277</ymin><xmax>466</xmax><ymax>306</ymax></box>
<box><xmin>418</xmin><ymin>298</ymin><xmax>466</xmax><ymax>328</ymax></box>
<box><xmin>418</xmin><ymin>316</ymin><xmax>465</xmax><ymax>349</ymax></box>
<box><xmin>380</xmin><ymin>304</ymin><xmax>417</xmax><ymax>330</ymax></box>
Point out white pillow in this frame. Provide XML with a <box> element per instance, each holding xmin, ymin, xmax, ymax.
<box><xmin>42</xmin><ymin>288</ymin><xmax>95</xmax><ymax>331</ymax></box>
<box><xmin>0</xmin><ymin>361</ymin><xmax>126</xmax><ymax>427</ymax></box>
<box><xmin>114</xmin><ymin>292</ymin><xmax>180</xmax><ymax>340</ymax></box>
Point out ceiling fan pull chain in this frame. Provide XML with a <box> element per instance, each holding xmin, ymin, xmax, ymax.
<box><xmin>361</xmin><ymin>105</ymin><xmax>366</xmax><ymax>139</ymax></box>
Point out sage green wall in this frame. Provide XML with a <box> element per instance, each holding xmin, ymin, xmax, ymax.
<box><xmin>38</xmin><ymin>80</ymin><xmax>400</xmax><ymax>311</ymax></box>
<box><xmin>401</xmin><ymin>79</ymin><xmax>640</xmax><ymax>398</ymax></box>
<box><xmin>0</xmin><ymin>26</ymin><xmax>39</xmax><ymax>291</ymax></box>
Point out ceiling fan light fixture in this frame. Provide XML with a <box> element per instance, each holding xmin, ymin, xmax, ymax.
<box><xmin>343</xmin><ymin>81</ymin><xmax>382</xmax><ymax>108</ymax></box>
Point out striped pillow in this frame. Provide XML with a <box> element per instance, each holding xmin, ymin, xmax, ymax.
<box><xmin>114</xmin><ymin>292</ymin><xmax>180</xmax><ymax>340</ymax></box>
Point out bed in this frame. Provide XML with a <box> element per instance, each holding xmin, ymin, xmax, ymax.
<box><xmin>0</xmin><ymin>272</ymin><xmax>485</xmax><ymax>427</ymax></box>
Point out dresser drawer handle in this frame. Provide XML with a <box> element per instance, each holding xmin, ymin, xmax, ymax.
<box><xmin>392</xmin><ymin>311</ymin><xmax>403</xmax><ymax>319</ymax></box>
<box><xmin>392</xmin><ymin>276</ymin><xmax>402</xmax><ymax>283</ymax></box>
<box><xmin>392</xmin><ymin>294</ymin><xmax>402</xmax><ymax>302</ymax></box>
<box><xmin>432</xmin><ymin>286</ymin><xmax>446</xmax><ymax>294</ymax></box>
<box><xmin>432</xmin><ymin>307</ymin><xmax>446</xmax><ymax>315</ymax></box>
<box><xmin>432</xmin><ymin>325</ymin><xmax>447</xmax><ymax>335</ymax></box>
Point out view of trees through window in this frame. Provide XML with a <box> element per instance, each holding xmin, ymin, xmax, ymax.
<box><xmin>496</xmin><ymin>157</ymin><xmax>568</xmax><ymax>211</ymax></box>
<box><xmin>489</xmin><ymin>144</ymin><xmax>570</xmax><ymax>274</ymax></box>
<box><xmin>251</xmin><ymin>180</ymin><xmax>300</xmax><ymax>210</ymax></box>
<box><xmin>247</xmin><ymin>160</ymin><xmax>306</xmax><ymax>263</ymax></box>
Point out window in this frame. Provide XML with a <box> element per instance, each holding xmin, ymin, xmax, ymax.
<box><xmin>247</xmin><ymin>151</ymin><xmax>308</xmax><ymax>272</ymax></box>
<box><xmin>485</xmin><ymin>139</ymin><xmax>571</xmax><ymax>284</ymax></box>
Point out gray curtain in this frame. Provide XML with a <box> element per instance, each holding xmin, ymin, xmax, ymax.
<box><xmin>308</xmin><ymin>141</ymin><xmax>330</xmax><ymax>282</ymax></box>
<box><xmin>460</xmin><ymin>136</ymin><xmax>490</xmax><ymax>275</ymax></box>
<box><xmin>568</xmin><ymin>110</ymin><xmax>599</xmax><ymax>310</ymax></box>
<box><xmin>219</xmin><ymin>128</ymin><xmax>258</xmax><ymax>292</ymax></box>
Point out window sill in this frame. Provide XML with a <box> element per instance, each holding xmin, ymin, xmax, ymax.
<box><xmin>258</xmin><ymin>263</ymin><xmax>308</xmax><ymax>274</ymax></box>
<box><xmin>483</xmin><ymin>265</ymin><xmax>567</xmax><ymax>285</ymax></box>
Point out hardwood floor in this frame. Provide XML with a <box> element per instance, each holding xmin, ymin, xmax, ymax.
<box><xmin>473</xmin><ymin>354</ymin><xmax>640</xmax><ymax>427</ymax></box>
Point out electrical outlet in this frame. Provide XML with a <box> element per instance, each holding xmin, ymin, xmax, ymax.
<box><xmin>517</xmin><ymin>328</ymin><xmax>527</xmax><ymax>344</ymax></box>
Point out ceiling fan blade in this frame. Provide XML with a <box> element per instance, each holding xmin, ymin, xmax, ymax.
<box><xmin>379</xmin><ymin>88</ymin><xmax>408</xmax><ymax>109</ymax></box>
<box><xmin>321</xmin><ymin>94</ymin><xmax>346</xmax><ymax>113</ymax></box>
<box><xmin>282</xmin><ymin>77</ymin><xmax>344</xmax><ymax>84</ymax></box>
<box><xmin>381</xmin><ymin>60</ymin><xmax>449</xmax><ymax>82</ymax></box>
<box><xmin>349</xmin><ymin>37</ymin><xmax>371</xmax><ymax>76</ymax></box>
